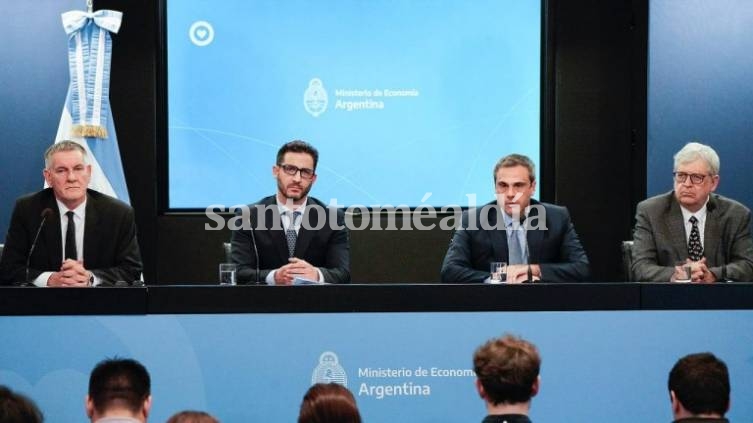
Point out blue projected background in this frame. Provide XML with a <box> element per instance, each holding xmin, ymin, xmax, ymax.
<box><xmin>1</xmin><ymin>310</ymin><xmax>753</xmax><ymax>422</ymax></box>
<box><xmin>167</xmin><ymin>0</ymin><xmax>541</xmax><ymax>208</ymax></box>
<box><xmin>648</xmin><ymin>0</ymin><xmax>753</xmax><ymax>210</ymax></box>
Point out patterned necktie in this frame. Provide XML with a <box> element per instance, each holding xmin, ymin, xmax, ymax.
<box><xmin>507</xmin><ymin>223</ymin><xmax>525</xmax><ymax>265</ymax></box>
<box><xmin>688</xmin><ymin>216</ymin><xmax>703</xmax><ymax>261</ymax></box>
<box><xmin>286</xmin><ymin>211</ymin><xmax>301</xmax><ymax>257</ymax></box>
<box><xmin>65</xmin><ymin>211</ymin><xmax>77</xmax><ymax>260</ymax></box>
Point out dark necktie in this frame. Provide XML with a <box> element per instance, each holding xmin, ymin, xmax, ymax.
<box><xmin>688</xmin><ymin>216</ymin><xmax>703</xmax><ymax>261</ymax></box>
<box><xmin>65</xmin><ymin>211</ymin><xmax>77</xmax><ymax>260</ymax></box>
<box><xmin>286</xmin><ymin>211</ymin><xmax>301</xmax><ymax>257</ymax></box>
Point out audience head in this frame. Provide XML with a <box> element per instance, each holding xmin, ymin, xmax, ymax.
<box><xmin>668</xmin><ymin>352</ymin><xmax>730</xmax><ymax>419</ymax></box>
<box><xmin>473</xmin><ymin>334</ymin><xmax>541</xmax><ymax>410</ymax></box>
<box><xmin>166</xmin><ymin>410</ymin><xmax>219</xmax><ymax>423</ymax></box>
<box><xmin>86</xmin><ymin>357</ymin><xmax>152</xmax><ymax>422</ymax></box>
<box><xmin>298</xmin><ymin>383</ymin><xmax>362</xmax><ymax>423</ymax></box>
<box><xmin>0</xmin><ymin>385</ymin><xmax>44</xmax><ymax>423</ymax></box>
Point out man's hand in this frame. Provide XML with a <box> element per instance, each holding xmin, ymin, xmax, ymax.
<box><xmin>273</xmin><ymin>258</ymin><xmax>320</xmax><ymax>285</ymax></box>
<box><xmin>47</xmin><ymin>259</ymin><xmax>91</xmax><ymax>287</ymax></box>
<box><xmin>690</xmin><ymin>258</ymin><xmax>717</xmax><ymax>283</ymax></box>
<box><xmin>505</xmin><ymin>264</ymin><xmax>541</xmax><ymax>284</ymax></box>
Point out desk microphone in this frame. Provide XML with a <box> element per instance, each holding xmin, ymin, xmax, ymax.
<box><xmin>250</xmin><ymin>225</ymin><xmax>260</xmax><ymax>284</ymax></box>
<box><xmin>26</xmin><ymin>208</ymin><xmax>53</xmax><ymax>285</ymax></box>
<box><xmin>521</xmin><ymin>215</ymin><xmax>534</xmax><ymax>284</ymax></box>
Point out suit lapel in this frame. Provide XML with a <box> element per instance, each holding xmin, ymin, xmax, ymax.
<box><xmin>486</xmin><ymin>206</ymin><xmax>508</xmax><ymax>262</ymax></box>
<box><xmin>43</xmin><ymin>198</ymin><xmax>63</xmax><ymax>269</ymax></box>
<box><xmin>703</xmin><ymin>197</ymin><xmax>721</xmax><ymax>265</ymax></box>
<box><xmin>294</xmin><ymin>205</ymin><xmax>317</xmax><ymax>258</ymax></box>
<box><xmin>667</xmin><ymin>195</ymin><xmax>689</xmax><ymax>260</ymax></box>
<box><xmin>83</xmin><ymin>193</ymin><xmax>100</xmax><ymax>266</ymax></box>
<box><xmin>263</xmin><ymin>202</ymin><xmax>290</xmax><ymax>262</ymax></box>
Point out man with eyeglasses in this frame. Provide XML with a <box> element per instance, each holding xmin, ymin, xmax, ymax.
<box><xmin>632</xmin><ymin>142</ymin><xmax>753</xmax><ymax>282</ymax></box>
<box><xmin>230</xmin><ymin>140</ymin><xmax>350</xmax><ymax>284</ymax></box>
<box><xmin>441</xmin><ymin>154</ymin><xmax>590</xmax><ymax>283</ymax></box>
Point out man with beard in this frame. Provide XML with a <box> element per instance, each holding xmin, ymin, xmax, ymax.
<box><xmin>631</xmin><ymin>142</ymin><xmax>753</xmax><ymax>282</ymax></box>
<box><xmin>230</xmin><ymin>140</ymin><xmax>350</xmax><ymax>284</ymax></box>
<box><xmin>441</xmin><ymin>153</ymin><xmax>589</xmax><ymax>283</ymax></box>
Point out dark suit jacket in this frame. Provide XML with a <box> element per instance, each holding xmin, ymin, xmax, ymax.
<box><xmin>0</xmin><ymin>188</ymin><xmax>143</xmax><ymax>285</ymax></box>
<box><xmin>632</xmin><ymin>191</ymin><xmax>753</xmax><ymax>282</ymax></box>
<box><xmin>440</xmin><ymin>200</ymin><xmax>590</xmax><ymax>283</ymax></box>
<box><xmin>230</xmin><ymin>195</ymin><xmax>350</xmax><ymax>284</ymax></box>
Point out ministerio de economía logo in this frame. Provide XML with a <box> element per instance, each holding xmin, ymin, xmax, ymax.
<box><xmin>303</xmin><ymin>78</ymin><xmax>328</xmax><ymax>117</ymax></box>
<box><xmin>311</xmin><ymin>351</ymin><xmax>348</xmax><ymax>386</ymax></box>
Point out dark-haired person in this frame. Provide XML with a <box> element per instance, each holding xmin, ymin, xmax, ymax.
<box><xmin>632</xmin><ymin>142</ymin><xmax>753</xmax><ymax>282</ymax></box>
<box><xmin>0</xmin><ymin>140</ymin><xmax>142</xmax><ymax>286</ymax></box>
<box><xmin>668</xmin><ymin>352</ymin><xmax>730</xmax><ymax>423</ymax></box>
<box><xmin>298</xmin><ymin>383</ymin><xmax>361</xmax><ymax>423</ymax></box>
<box><xmin>473</xmin><ymin>334</ymin><xmax>541</xmax><ymax>423</ymax></box>
<box><xmin>86</xmin><ymin>358</ymin><xmax>152</xmax><ymax>423</ymax></box>
<box><xmin>441</xmin><ymin>153</ymin><xmax>589</xmax><ymax>283</ymax></box>
<box><xmin>231</xmin><ymin>140</ymin><xmax>350</xmax><ymax>284</ymax></box>
<box><xmin>166</xmin><ymin>410</ymin><xmax>219</xmax><ymax>423</ymax></box>
<box><xmin>0</xmin><ymin>385</ymin><xmax>44</xmax><ymax>423</ymax></box>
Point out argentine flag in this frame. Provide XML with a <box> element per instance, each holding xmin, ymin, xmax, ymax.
<box><xmin>54</xmin><ymin>9</ymin><xmax>130</xmax><ymax>204</ymax></box>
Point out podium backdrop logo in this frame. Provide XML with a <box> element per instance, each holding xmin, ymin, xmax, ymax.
<box><xmin>311</xmin><ymin>351</ymin><xmax>347</xmax><ymax>386</ymax></box>
<box><xmin>303</xmin><ymin>78</ymin><xmax>328</xmax><ymax>117</ymax></box>
<box><xmin>189</xmin><ymin>21</ymin><xmax>215</xmax><ymax>47</ymax></box>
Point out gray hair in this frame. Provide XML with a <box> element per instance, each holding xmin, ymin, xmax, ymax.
<box><xmin>673</xmin><ymin>142</ymin><xmax>720</xmax><ymax>175</ymax></box>
<box><xmin>44</xmin><ymin>140</ymin><xmax>88</xmax><ymax>169</ymax></box>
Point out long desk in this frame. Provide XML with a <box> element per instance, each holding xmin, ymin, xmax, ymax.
<box><xmin>2</xmin><ymin>283</ymin><xmax>753</xmax><ymax>315</ymax></box>
<box><xmin>1</xmin><ymin>283</ymin><xmax>753</xmax><ymax>423</ymax></box>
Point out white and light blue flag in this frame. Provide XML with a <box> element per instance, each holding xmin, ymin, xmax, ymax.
<box><xmin>53</xmin><ymin>9</ymin><xmax>130</xmax><ymax>203</ymax></box>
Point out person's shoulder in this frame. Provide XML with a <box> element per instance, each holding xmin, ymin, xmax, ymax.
<box><xmin>532</xmin><ymin>200</ymin><xmax>569</xmax><ymax>217</ymax></box>
<box><xmin>249</xmin><ymin>195</ymin><xmax>276</xmax><ymax>207</ymax></box>
<box><xmin>636</xmin><ymin>191</ymin><xmax>674</xmax><ymax>212</ymax></box>
<box><xmin>12</xmin><ymin>189</ymin><xmax>54</xmax><ymax>211</ymax></box>
<box><xmin>87</xmin><ymin>189</ymin><xmax>134</xmax><ymax>213</ymax></box>
<box><xmin>710</xmin><ymin>193</ymin><xmax>751</xmax><ymax>215</ymax></box>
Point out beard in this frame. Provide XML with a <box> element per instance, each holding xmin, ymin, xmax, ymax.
<box><xmin>277</xmin><ymin>178</ymin><xmax>312</xmax><ymax>203</ymax></box>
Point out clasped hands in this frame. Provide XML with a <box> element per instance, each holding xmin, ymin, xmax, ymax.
<box><xmin>504</xmin><ymin>264</ymin><xmax>541</xmax><ymax>284</ymax></box>
<box><xmin>672</xmin><ymin>258</ymin><xmax>716</xmax><ymax>283</ymax></box>
<box><xmin>47</xmin><ymin>259</ymin><xmax>92</xmax><ymax>287</ymax></box>
<box><xmin>273</xmin><ymin>257</ymin><xmax>319</xmax><ymax>285</ymax></box>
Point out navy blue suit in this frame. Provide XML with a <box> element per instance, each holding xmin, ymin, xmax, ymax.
<box><xmin>440</xmin><ymin>200</ymin><xmax>590</xmax><ymax>283</ymax></box>
<box><xmin>230</xmin><ymin>195</ymin><xmax>350</xmax><ymax>284</ymax></box>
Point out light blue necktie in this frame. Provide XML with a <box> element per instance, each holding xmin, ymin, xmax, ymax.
<box><xmin>507</xmin><ymin>222</ymin><xmax>525</xmax><ymax>265</ymax></box>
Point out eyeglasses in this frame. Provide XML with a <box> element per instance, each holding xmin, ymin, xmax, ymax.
<box><xmin>278</xmin><ymin>163</ymin><xmax>315</xmax><ymax>180</ymax></box>
<box><xmin>673</xmin><ymin>172</ymin><xmax>713</xmax><ymax>185</ymax></box>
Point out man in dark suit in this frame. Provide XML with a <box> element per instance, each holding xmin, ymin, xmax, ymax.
<box><xmin>441</xmin><ymin>154</ymin><xmax>589</xmax><ymax>283</ymax></box>
<box><xmin>230</xmin><ymin>140</ymin><xmax>350</xmax><ymax>284</ymax></box>
<box><xmin>0</xmin><ymin>141</ymin><xmax>142</xmax><ymax>286</ymax></box>
<box><xmin>632</xmin><ymin>142</ymin><xmax>753</xmax><ymax>282</ymax></box>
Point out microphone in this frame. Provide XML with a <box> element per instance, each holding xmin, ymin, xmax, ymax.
<box><xmin>250</xmin><ymin>224</ymin><xmax>260</xmax><ymax>284</ymax></box>
<box><xmin>521</xmin><ymin>213</ymin><xmax>534</xmax><ymax>284</ymax></box>
<box><xmin>25</xmin><ymin>208</ymin><xmax>53</xmax><ymax>285</ymax></box>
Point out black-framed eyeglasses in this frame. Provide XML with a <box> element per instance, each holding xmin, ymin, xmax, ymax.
<box><xmin>673</xmin><ymin>172</ymin><xmax>713</xmax><ymax>185</ymax></box>
<box><xmin>278</xmin><ymin>163</ymin><xmax>315</xmax><ymax>180</ymax></box>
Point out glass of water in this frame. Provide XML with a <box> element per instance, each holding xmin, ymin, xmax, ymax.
<box><xmin>489</xmin><ymin>262</ymin><xmax>507</xmax><ymax>284</ymax></box>
<box><xmin>219</xmin><ymin>263</ymin><xmax>237</xmax><ymax>285</ymax></box>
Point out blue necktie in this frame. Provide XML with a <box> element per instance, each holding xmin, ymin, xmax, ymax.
<box><xmin>507</xmin><ymin>223</ymin><xmax>525</xmax><ymax>265</ymax></box>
